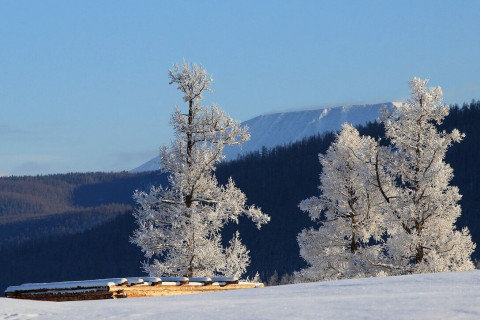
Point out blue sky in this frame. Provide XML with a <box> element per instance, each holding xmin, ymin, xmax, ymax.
<box><xmin>1</xmin><ymin>1</ymin><xmax>479</xmax><ymax>176</ymax></box>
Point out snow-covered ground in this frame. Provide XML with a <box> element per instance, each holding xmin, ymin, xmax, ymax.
<box><xmin>1</xmin><ymin>270</ymin><xmax>479</xmax><ymax>319</ymax></box>
<box><xmin>131</xmin><ymin>103</ymin><xmax>392</xmax><ymax>173</ymax></box>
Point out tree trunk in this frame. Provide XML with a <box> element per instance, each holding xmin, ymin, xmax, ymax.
<box><xmin>415</xmin><ymin>246</ymin><xmax>424</xmax><ymax>264</ymax></box>
<box><xmin>414</xmin><ymin>221</ymin><xmax>424</xmax><ymax>263</ymax></box>
<box><xmin>350</xmin><ymin>233</ymin><xmax>358</xmax><ymax>253</ymax></box>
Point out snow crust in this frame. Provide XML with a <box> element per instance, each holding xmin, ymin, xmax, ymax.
<box><xmin>160</xmin><ymin>277</ymin><xmax>188</xmax><ymax>282</ymax></box>
<box><xmin>5</xmin><ymin>278</ymin><xmax>128</xmax><ymax>292</ymax></box>
<box><xmin>211</xmin><ymin>277</ymin><xmax>237</xmax><ymax>282</ymax></box>
<box><xmin>142</xmin><ymin>277</ymin><xmax>162</xmax><ymax>285</ymax></box>
<box><xmin>131</xmin><ymin>103</ymin><xmax>389</xmax><ymax>173</ymax></box>
<box><xmin>189</xmin><ymin>277</ymin><xmax>212</xmax><ymax>282</ymax></box>
<box><xmin>2</xmin><ymin>271</ymin><xmax>479</xmax><ymax>319</ymax></box>
<box><xmin>125</xmin><ymin>277</ymin><xmax>144</xmax><ymax>285</ymax></box>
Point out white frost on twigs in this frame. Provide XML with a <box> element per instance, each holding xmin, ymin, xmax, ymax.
<box><xmin>296</xmin><ymin>78</ymin><xmax>475</xmax><ymax>282</ymax></box>
<box><xmin>131</xmin><ymin>62</ymin><xmax>269</xmax><ymax>279</ymax></box>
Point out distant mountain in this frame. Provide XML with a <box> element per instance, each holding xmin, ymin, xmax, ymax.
<box><xmin>131</xmin><ymin>157</ymin><xmax>160</xmax><ymax>174</ymax></box>
<box><xmin>131</xmin><ymin>103</ymin><xmax>395</xmax><ymax>173</ymax></box>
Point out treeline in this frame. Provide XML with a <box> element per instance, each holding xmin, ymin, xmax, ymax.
<box><xmin>441</xmin><ymin>101</ymin><xmax>480</xmax><ymax>240</ymax></box>
<box><xmin>0</xmin><ymin>213</ymin><xmax>144</xmax><ymax>292</ymax></box>
<box><xmin>0</xmin><ymin>204</ymin><xmax>131</xmax><ymax>248</ymax></box>
<box><xmin>0</xmin><ymin>171</ymin><xmax>166</xmax><ymax>246</ymax></box>
<box><xmin>1</xmin><ymin>101</ymin><xmax>480</xmax><ymax>291</ymax></box>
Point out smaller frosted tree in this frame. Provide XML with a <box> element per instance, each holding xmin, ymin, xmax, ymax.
<box><xmin>380</xmin><ymin>77</ymin><xmax>475</xmax><ymax>273</ymax></box>
<box><xmin>131</xmin><ymin>62</ymin><xmax>269</xmax><ymax>278</ymax></box>
<box><xmin>296</xmin><ymin>124</ymin><xmax>387</xmax><ymax>282</ymax></box>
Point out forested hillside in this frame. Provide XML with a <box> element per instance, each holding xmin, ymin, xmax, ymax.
<box><xmin>1</xmin><ymin>101</ymin><xmax>480</xmax><ymax>292</ymax></box>
<box><xmin>0</xmin><ymin>172</ymin><xmax>166</xmax><ymax>247</ymax></box>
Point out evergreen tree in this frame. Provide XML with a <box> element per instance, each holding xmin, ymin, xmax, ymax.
<box><xmin>131</xmin><ymin>62</ymin><xmax>269</xmax><ymax>278</ymax></box>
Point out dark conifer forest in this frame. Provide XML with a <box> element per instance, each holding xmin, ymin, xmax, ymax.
<box><xmin>1</xmin><ymin>101</ymin><xmax>480</xmax><ymax>292</ymax></box>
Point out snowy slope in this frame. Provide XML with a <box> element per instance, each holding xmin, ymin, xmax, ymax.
<box><xmin>132</xmin><ymin>157</ymin><xmax>160</xmax><ymax>173</ymax></box>
<box><xmin>1</xmin><ymin>270</ymin><xmax>479</xmax><ymax>319</ymax></box>
<box><xmin>224</xmin><ymin>102</ymin><xmax>392</xmax><ymax>159</ymax></box>
<box><xmin>131</xmin><ymin>103</ymin><xmax>393</xmax><ymax>173</ymax></box>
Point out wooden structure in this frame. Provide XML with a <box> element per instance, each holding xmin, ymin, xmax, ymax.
<box><xmin>4</xmin><ymin>277</ymin><xmax>264</xmax><ymax>302</ymax></box>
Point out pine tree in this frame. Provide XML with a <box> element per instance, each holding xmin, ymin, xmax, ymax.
<box><xmin>267</xmin><ymin>270</ymin><xmax>279</xmax><ymax>286</ymax></box>
<box><xmin>131</xmin><ymin>62</ymin><xmax>269</xmax><ymax>278</ymax></box>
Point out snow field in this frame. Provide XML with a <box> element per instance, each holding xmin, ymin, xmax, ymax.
<box><xmin>1</xmin><ymin>270</ymin><xmax>479</xmax><ymax>320</ymax></box>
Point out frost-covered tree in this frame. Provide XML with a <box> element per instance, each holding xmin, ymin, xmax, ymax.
<box><xmin>379</xmin><ymin>77</ymin><xmax>475</xmax><ymax>273</ymax></box>
<box><xmin>296</xmin><ymin>124</ymin><xmax>387</xmax><ymax>282</ymax></box>
<box><xmin>131</xmin><ymin>62</ymin><xmax>269</xmax><ymax>278</ymax></box>
<box><xmin>297</xmin><ymin>78</ymin><xmax>475</xmax><ymax>281</ymax></box>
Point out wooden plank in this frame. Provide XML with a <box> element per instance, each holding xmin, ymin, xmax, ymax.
<box><xmin>6</xmin><ymin>288</ymin><xmax>115</xmax><ymax>302</ymax></box>
<box><xmin>113</xmin><ymin>283</ymin><xmax>264</xmax><ymax>298</ymax></box>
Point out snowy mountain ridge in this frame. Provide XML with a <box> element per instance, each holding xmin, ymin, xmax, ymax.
<box><xmin>131</xmin><ymin>102</ymin><xmax>395</xmax><ymax>173</ymax></box>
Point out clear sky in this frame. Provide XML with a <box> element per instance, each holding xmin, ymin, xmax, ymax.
<box><xmin>1</xmin><ymin>1</ymin><xmax>479</xmax><ymax>176</ymax></box>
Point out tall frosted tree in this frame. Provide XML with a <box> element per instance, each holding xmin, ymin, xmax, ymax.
<box><xmin>296</xmin><ymin>124</ymin><xmax>387</xmax><ymax>281</ymax></box>
<box><xmin>297</xmin><ymin>78</ymin><xmax>475</xmax><ymax>281</ymax></box>
<box><xmin>131</xmin><ymin>62</ymin><xmax>269</xmax><ymax>278</ymax></box>
<box><xmin>379</xmin><ymin>77</ymin><xmax>475</xmax><ymax>273</ymax></box>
